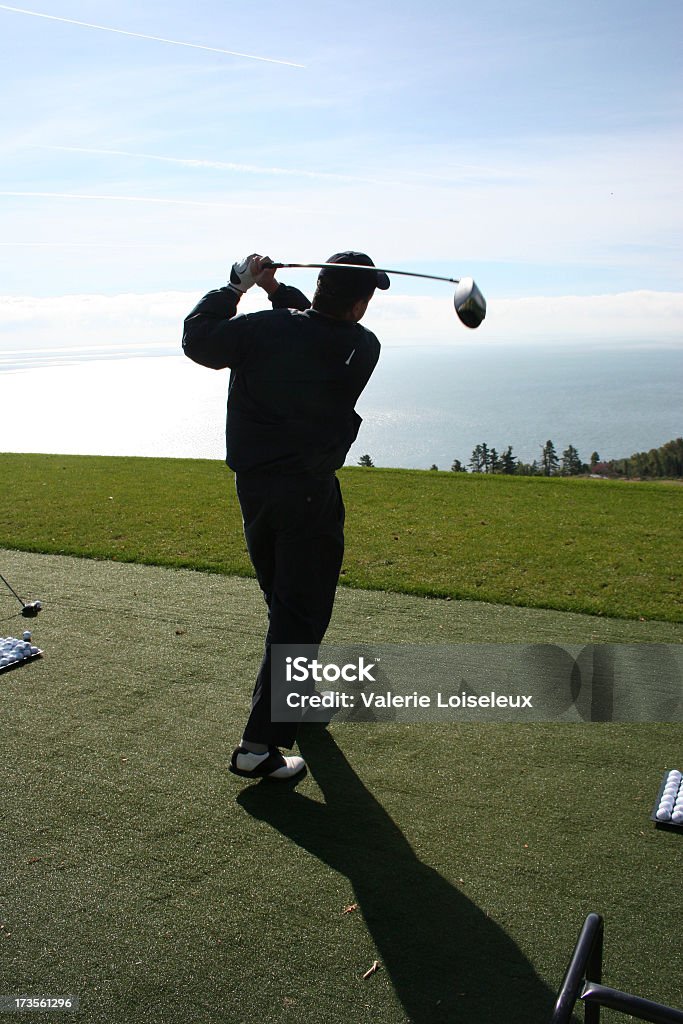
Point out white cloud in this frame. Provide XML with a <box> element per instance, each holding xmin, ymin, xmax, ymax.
<box><xmin>1</xmin><ymin>288</ymin><xmax>681</xmax><ymax>360</ymax></box>
<box><xmin>367</xmin><ymin>291</ymin><xmax>683</xmax><ymax>348</ymax></box>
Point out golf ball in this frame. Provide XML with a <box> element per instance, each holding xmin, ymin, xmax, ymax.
<box><xmin>672</xmin><ymin>810</ymin><xmax>683</xmax><ymax>825</ymax></box>
<box><xmin>656</xmin><ymin>807</ymin><xmax>672</xmax><ymax>821</ymax></box>
<box><xmin>22</xmin><ymin>630</ymin><xmax>31</xmax><ymax>642</ymax></box>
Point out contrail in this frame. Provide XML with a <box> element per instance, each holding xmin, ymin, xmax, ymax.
<box><xmin>38</xmin><ymin>145</ymin><xmax>518</xmax><ymax>187</ymax></box>
<box><xmin>39</xmin><ymin>145</ymin><xmax>396</xmax><ymax>186</ymax></box>
<box><xmin>0</xmin><ymin>4</ymin><xmax>305</xmax><ymax>67</ymax></box>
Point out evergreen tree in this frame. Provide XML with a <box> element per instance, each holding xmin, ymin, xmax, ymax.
<box><xmin>469</xmin><ymin>445</ymin><xmax>485</xmax><ymax>473</ymax></box>
<box><xmin>561</xmin><ymin>444</ymin><xmax>583</xmax><ymax>476</ymax></box>
<box><xmin>541</xmin><ymin>440</ymin><xmax>559</xmax><ymax>476</ymax></box>
<box><xmin>450</xmin><ymin>458</ymin><xmax>464</xmax><ymax>473</ymax></box>
<box><xmin>500</xmin><ymin>446</ymin><xmax>517</xmax><ymax>474</ymax></box>
<box><xmin>358</xmin><ymin>454</ymin><xmax>374</xmax><ymax>467</ymax></box>
<box><xmin>489</xmin><ymin>447</ymin><xmax>501</xmax><ymax>474</ymax></box>
<box><xmin>429</xmin><ymin>464</ymin><xmax>439</xmax><ymax>471</ymax></box>
<box><xmin>590</xmin><ymin>451</ymin><xmax>600</xmax><ymax>468</ymax></box>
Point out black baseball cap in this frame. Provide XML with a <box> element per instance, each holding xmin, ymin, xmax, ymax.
<box><xmin>317</xmin><ymin>252</ymin><xmax>390</xmax><ymax>299</ymax></box>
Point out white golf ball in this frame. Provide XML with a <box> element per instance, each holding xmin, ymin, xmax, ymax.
<box><xmin>668</xmin><ymin>771</ymin><xmax>682</xmax><ymax>783</ymax></box>
<box><xmin>672</xmin><ymin>810</ymin><xmax>683</xmax><ymax>825</ymax></box>
<box><xmin>30</xmin><ymin>645</ymin><xmax>40</xmax><ymax>656</ymax></box>
<box><xmin>22</xmin><ymin>630</ymin><xmax>31</xmax><ymax>642</ymax></box>
<box><xmin>656</xmin><ymin>807</ymin><xmax>672</xmax><ymax>821</ymax></box>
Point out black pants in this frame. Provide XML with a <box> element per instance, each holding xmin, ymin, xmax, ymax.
<box><xmin>235</xmin><ymin>473</ymin><xmax>345</xmax><ymax>749</ymax></box>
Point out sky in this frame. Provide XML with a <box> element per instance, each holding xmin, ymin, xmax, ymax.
<box><xmin>0</xmin><ymin>0</ymin><xmax>682</xmax><ymax>354</ymax></box>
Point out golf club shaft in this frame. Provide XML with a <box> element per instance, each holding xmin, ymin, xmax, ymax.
<box><xmin>0</xmin><ymin>572</ymin><xmax>25</xmax><ymax>607</ymax></box>
<box><xmin>267</xmin><ymin>262</ymin><xmax>460</xmax><ymax>285</ymax></box>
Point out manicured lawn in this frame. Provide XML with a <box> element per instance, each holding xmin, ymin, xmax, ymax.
<box><xmin>0</xmin><ymin>453</ymin><xmax>680</xmax><ymax>621</ymax></box>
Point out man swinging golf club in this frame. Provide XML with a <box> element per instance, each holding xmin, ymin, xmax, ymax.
<box><xmin>182</xmin><ymin>252</ymin><xmax>388</xmax><ymax>780</ymax></box>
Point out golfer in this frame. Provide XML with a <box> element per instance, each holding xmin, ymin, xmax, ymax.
<box><xmin>182</xmin><ymin>252</ymin><xmax>387</xmax><ymax>779</ymax></box>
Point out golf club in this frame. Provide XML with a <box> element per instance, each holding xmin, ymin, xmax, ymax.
<box><xmin>265</xmin><ymin>261</ymin><xmax>487</xmax><ymax>329</ymax></box>
<box><xmin>0</xmin><ymin>571</ymin><xmax>42</xmax><ymax>617</ymax></box>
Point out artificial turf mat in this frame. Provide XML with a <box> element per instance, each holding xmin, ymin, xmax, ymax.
<box><xmin>1</xmin><ymin>549</ymin><xmax>681</xmax><ymax>1023</ymax></box>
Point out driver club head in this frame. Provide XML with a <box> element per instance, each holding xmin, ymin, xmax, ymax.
<box><xmin>454</xmin><ymin>277</ymin><xmax>486</xmax><ymax>329</ymax></box>
<box><xmin>22</xmin><ymin>601</ymin><xmax>42</xmax><ymax>617</ymax></box>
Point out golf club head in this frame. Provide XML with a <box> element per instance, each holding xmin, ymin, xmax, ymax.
<box><xmin>454</xmin><ymin>278</ymin><xmax>486</xmax><ymax>329</ymax></box>
<box><xmin>22</xmin><ymin>601</ymin><xmax>42</xmax><ymax>617</ymax></box>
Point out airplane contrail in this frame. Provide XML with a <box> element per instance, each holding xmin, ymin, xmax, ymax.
<box><xmin>0</xmin><ymin>4</ymin><xmax>305</xmax><ymax>67</ymax></box>
<box><xmin>39</xmin><ymin>145</ymin><xmax>396</xmax><ymax>186</ymax></box>
<box><xmin>37</xmin><ymin>145</ymin><xmax>519</xmax><ymax>187</ymax></box>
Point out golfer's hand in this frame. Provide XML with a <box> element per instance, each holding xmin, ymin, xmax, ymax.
<box><xmin>228</xmin><ymin>254</ymin><xmax>261</xmax><ymax>295</ymax></box>
<box><xmin>253</xmin><ymin>255</ymin><xmax>279</xmax><ymax>297</ymax></box>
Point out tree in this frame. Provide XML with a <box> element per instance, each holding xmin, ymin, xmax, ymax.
<box><xmin>590</xmin><ymin>451</ymin><xmax>600</xmax><ymax>468</ymax></box>
<box><xmin>541</xmin><ymin>440</ymin><xmax>559</xmax><ymax>476</ymax></box>
<box><xmin>429</xmin><ymin>464</ymin><xmax>439</xmax><ymax>471</ymax></box>
<box><xmin>647</xmin><ymin>448</ymin><xmax>662</xmax><ymax>477</ymax></box>
<box><xmin>450</xmin><ymin>458</ymin><xmax>464</xmax><ymax>473</ymax></box>
<box><xmin>561</xmin><ymin>445</ymin><xmax>583</xmax><ymax>476</ymax></box>
<box><xmin>469</xmin><ymin>445</ymin><xmax>486</xmax><ymax>473</ymax></box>
<box><xmin>603</xmin><ymin>437</ymin><xmax>683</xmax><ymax>479</ymax></box>
<box><xmin>358</xmin><ymin>454</ymin><xmax>374</xmax><ymax>467</ymax></box>
<box><xmin>488</xmin><ymin>447</ymin><xmax>501</xmax><ymax>474</ymax></box>
<box><xmin>500</xmin><ymin>446</ymin><xmax>517</xmax><ymax>475</ymax></box>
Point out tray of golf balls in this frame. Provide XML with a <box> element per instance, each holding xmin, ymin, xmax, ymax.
<box><xmin>651</xmin><ymin>769</ymin><xmax>683</xmax><ymax>831</ymax></box>
<box><xmin>0</xmin><ymin>632</ymin><xmax>42</xmax><ymax>673</ymax></box>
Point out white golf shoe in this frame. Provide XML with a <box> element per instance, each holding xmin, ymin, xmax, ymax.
<box><xmin>229</xmin><ymin>746</ymin><xmax>306</xmax><ymax>781</ymax></box>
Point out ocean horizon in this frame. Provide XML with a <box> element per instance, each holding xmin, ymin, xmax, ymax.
<box><xmin>1</xmin><ymin>343</ymin><xmax>681</xmax><ymax>470</ymax></box>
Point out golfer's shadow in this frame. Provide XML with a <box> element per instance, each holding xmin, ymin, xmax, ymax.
<box><xmin>237</xmin><ymin>728</ymin><xmax>557</xmax><ymax>1023</ymax></box>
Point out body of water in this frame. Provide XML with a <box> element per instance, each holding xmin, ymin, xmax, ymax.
<box><xmin>1</xmin><ymin>345</ymin><xmax>681</xmax><ymax>469</ymax></box>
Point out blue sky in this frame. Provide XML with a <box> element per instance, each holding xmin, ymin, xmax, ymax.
<box><xmin>0</xmin><ymin>0</ymin><xmax>681</xmax><ymax>351</ymax></box>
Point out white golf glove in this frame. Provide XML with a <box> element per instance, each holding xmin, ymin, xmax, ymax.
<box><xmin>228</xmin><ymin>254</ymin><xmax>260</xmax><ymax>295</ymax></box>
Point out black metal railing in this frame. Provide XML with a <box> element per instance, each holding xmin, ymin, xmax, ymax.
<box><xmin>550</xmin><ymin>913</ymin><xmax>683</xmax><ymax>1024</ymax></box>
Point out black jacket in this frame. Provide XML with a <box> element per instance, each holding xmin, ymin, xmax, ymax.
<box><xmin>182</xmin><ymin>283</ymin><xmax>381</xmax><ymax>477</ymax></box>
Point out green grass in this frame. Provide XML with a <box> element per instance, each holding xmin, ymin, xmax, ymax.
<box><xmin>1</xmin><ymin>453</ymin><xmax>681</xmax><ymax>621</ymax></box>
<box><xmin>1</xmin><ymin>550</ymin><xmax>681</xmax><ymax>1024</ymax></box>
